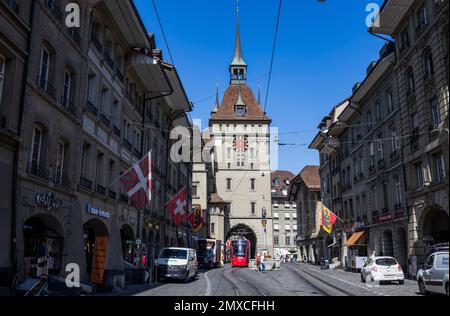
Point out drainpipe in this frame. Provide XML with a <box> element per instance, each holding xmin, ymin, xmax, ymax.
<box><xmin>11</xmin><ymin>0</ymin><xmax>37</xmax><ymax>288</ymax></box>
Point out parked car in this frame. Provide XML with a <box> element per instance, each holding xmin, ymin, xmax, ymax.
<box><xmin>417</xmin><ymin>249</ymin><xmax>449</xmax><ymax>296</ymax></box>
<box><xmin>155</xmin><ymin>248</ymin><xmax>198</xmax><ymax>283</ymax></box>
<box><xmin>360</xmin><ymin>256</ymin><xmax>404</xmax><ymax>284</ymax></box>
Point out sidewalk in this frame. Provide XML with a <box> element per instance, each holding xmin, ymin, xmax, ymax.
<box><xmin>94</xmin><ymin>282</ymin><xmax>159</xmax><ymax>296</ymax></box>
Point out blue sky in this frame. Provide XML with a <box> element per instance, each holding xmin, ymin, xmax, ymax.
<box><xmin>134</xmin><ymin>0</ymin><xmax>385</xmax><ymax>175</ymax></box>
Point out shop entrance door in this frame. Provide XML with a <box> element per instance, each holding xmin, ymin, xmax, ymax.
<box><xmin>23</xmin><ymin>215</ymin><xmax>64</xmax><ymax>278</ymax></box>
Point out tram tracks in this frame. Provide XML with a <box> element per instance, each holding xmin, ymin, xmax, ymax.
<box><xmin>284</xmin><ymin>264</ymin><xmax>355</xmax><ymax>296</ymax></box>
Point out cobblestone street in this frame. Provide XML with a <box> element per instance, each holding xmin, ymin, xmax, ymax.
<box><xmin>103</xmin><ymin>263</ymin><xmax>426</xmax><ymax>297</ymax></box>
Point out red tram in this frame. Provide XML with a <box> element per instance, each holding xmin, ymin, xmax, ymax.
<box><xmin>230</xmin><ymin>239</ymin><xmax>251</xmax><ymax>267</ymax></box>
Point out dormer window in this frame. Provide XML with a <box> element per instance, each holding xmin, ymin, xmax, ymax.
<box><xmin>273</xmin><ymin>178</ymin><xmax>279</xmax><ymax>187</ymax></box>
<box><xmin>235</xmin><ymin>105</ymin><xmax>246</xmax><ymax>117</ymax></box>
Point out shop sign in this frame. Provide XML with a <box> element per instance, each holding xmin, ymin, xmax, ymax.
<box><xmin>86</xmin><ymin>203</ymin><xmax>110</xmax><ymax>219</ymax></box>
<box><xmin>36</xmin><ymin>192</ymin><xmax>63</xmax><ymax>210</ymax></box>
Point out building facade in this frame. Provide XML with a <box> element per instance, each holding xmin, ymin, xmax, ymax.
<box><xmin>0</xmin><ymin>0</ymin><xmax>33</xmax><ymax>289</ymax></box>
<box><xmin>271</xmin><ymin>171</ymin><xmax>297</xmax><ymax>257</ymax></box>
<box><xmin>0</xmin><ymin>0</ymin><xmax>193</xmax><ymax>291</ymax></box>
<box><xmin>309</xmin><ymin>0</ymin><xmax>449</xmax><ymax>276</ymax></box>
<box><xmin>288</xmin><ymin>166</ymin><xmax>323</xmax><ymax>264</ymax></box>
<box><xmin>372</xmin><ymin>0</ymin><xmax>449</xmax><ymax>274</ymax></box>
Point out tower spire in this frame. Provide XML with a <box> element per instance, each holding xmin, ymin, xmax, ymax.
<box><xmin>231</xmin><ymin>0</ymin><xmax>246</xmax><ymax>66</ymax></box>
<box><xmin>212</xmin><ymin>79</ymin><xmax>220</xmax><ymax>114</ymax></box>
<box><xmin>230</xmin><ymin>0</ymin><xmax>247</xmax><ymax>84</ymax></box>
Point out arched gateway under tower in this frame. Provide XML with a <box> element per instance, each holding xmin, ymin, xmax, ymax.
<box><xmin>226</xmin><ymin>224</ymin><xmax>257</xmax><ymax>259</ymax></box>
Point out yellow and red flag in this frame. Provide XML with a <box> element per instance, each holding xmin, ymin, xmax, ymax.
<box><xmin>188</xmin><ymin>206</ymin><xmax>205</xmax><ymax>232</ymax></box>
<box><xmin>322</xmin><ymin>205</ymin><xmax>337</xmax><ymax>234</ymax></box>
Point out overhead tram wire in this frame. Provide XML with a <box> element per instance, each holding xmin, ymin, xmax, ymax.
<box><xmin>263</xmin><ymin>0</ymin><xmax>283</xmax><ymax>114</ymax></box>
<box><xmin>152</xmin><ymin>0</ymin><xmax>175</xmax><ymax>66</ymax></box>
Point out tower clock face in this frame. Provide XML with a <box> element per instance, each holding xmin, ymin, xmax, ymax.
<box><xmin>233</xmin><ymin>136</ymin><xmax>248</xmax><ymax>152</ymax></box>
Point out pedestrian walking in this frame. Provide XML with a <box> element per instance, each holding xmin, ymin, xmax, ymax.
<box><xmin>256</xmin><ymin>253</ymin><xmax>261</xmax><ymax>272</ymax></box>
<box><xmin>260</xmin><ymin>253</ymin><xmax>266</xmax><ymax>272</ymax></box>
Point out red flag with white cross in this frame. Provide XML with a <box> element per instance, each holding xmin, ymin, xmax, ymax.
<box><xmin>166</xmin><ymin>187</ymin><xmax>188</xmax><ymax>226</ymax></box>
<box><xmin>120</xmin><ymin>151</ymin><xmax>152</xmax><ymax>209</ymax></box>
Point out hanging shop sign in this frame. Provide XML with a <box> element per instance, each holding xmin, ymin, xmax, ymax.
<box><xmin>86</xmin><ymin>203</ymin><xmax>111</xmax><ymax>219</ymax></box>
<box><xmin>35</xmin><ymin>192</ymin><xmax>63</xmax><ymax>211</ymax></box>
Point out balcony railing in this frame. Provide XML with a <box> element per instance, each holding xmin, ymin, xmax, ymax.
<box><xmin>61</xmin><ymin>96</ymin><xmax>76</xmax><ymax>115</ymax></box>
<box><xmin>80</xmin><ymin>176</ymin><xmax>93</xmax><ymax>190</ymax></box>
<box><xmin>125</xmin><ymin>93</ymin><xmax>135</xmax><ymax>107</ymax></box>
<box><xmin>28</xmin><ymin>163</ymin><xmax>50</xmax><ymax>181</ymax></box>
<box><xmin>377</xmin><ymin>159</ymin><xmax>386</xmax><ymax>168</ymax></box>
<box><xmin>96</xmin><ymin>184</ymin><xmax>106</xmax><ymax>195</ymax></box>
<box><xmin>6</xmin><ymin>0</ymin><xmax>19</xmax><ymax>13</ymax></box>
<box><xmin>112</xmin><ymin>125</ymin><xmax>121</xmax><ymax>137</ymax></box>
<box><xmin>66</xmin><ymin>27</ymin><xmax>82</xmax><ymax>48</ymax></box>
<box><xmin>91</xmin><ymin>34</ymin><xmax>103</xmax><ymax>54</ymax></box>
<box><xmin>100</xmin><ymin>114</ymin><xmax>111</xmax><ymax>127</ymax></box>
<box><xmin>37</xmin><ymin>76</ymin><xmax>57</xmax><ymax>100</ymax></box>
<box><xmin>116</xmin><ymin>69</ymin><xmax>124</xmax><ymax>82</ymax></box>
<box><xmin>108</xmin><ymin>190</ymin><xmax>117</xmax><ymax>200</ymax></box>
<box><xmin>54</xmin><ymin>172</ymin><xmax>71</xmax><ymax>189</ymax></box>
<box><xmin>123</xmin><ymin>139</ymin><xmax>132</xmax><ymax>151</ymax></box>
<box><xmin>84</xmin><ymin>100</ymin><xmax>98</xmax><ymax>116</ymax></box>
<box><xmin>45</xmin><ymin>0</ymin><xmax>63</xmax><ymax>23</ymax></box>
<box><xmin>104</xmin><ymin>52</ymin><xmax>114</xmax><ymax>69</ymax></box>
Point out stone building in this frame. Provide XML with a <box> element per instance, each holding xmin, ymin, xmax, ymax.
<box><xmin>0</xmin><ymin>0</ymin><xmax>193</xmax><ymax>291</ymax></box>
<box><xmin>270</xmin><ymin>171</ymin><xmax>297</xmax><ymax>257</ymax></box>
<box><xmin>310</xmin><ymin>0</ymin><xmax>449</xmax><ymax>275</ymax></box>
<box><xmin>371</xmin><ymin>0</ymin><xmax>449</xmax><ymax>275</ymax></box>
<box><xmin>309</xmin><ymin>99</ymin><xmax>350</xmax><ymax>267</ymax></box>
<box><xmin>288</xmin><ymin>166</ymin><xmax>323</xmax><ymax>264</ymax></box>
<box><xmin>207</xmin><ymin>6</ymin><xmax>273</xmax><ymax>257</ymax></box>
<box><xmin>0</xmin><ymin>0</ymin><xmax>32</xmax><ymax>289</ymax></box>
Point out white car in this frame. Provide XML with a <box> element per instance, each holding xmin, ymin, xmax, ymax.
<box><xmin>156</xmin><ymin>247</ymin><xmax>198</xmax><ymax>283</ymax></box>
<box><xmin>417</xmin><ymin>250</ymin><xmax>449</xmax><ymax>296</ymax></box>
<box><xmin>360</xmin><ymin>256</ymin><xmax>404</xmax><ymax>284</ymax></box>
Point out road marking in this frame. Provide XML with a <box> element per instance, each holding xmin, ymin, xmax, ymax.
<box><xmin>205</xmin><ymin>270</ymin><xmax>212</xmax><ymax>296</ymax></box>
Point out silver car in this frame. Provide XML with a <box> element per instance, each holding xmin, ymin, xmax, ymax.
<box><xmin>417</xmin><ymin>250</ymin><xmax>449</xmax><ymax>296</ymax></box>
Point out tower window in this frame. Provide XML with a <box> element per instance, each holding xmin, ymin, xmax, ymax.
<box><xmin>235</xmin><ymin>105</ymin><xmax>246</xmax><ymax>117</ymax></box>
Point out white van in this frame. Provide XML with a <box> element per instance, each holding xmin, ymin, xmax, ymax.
<box><xmin>156</xmin><ymin>247</ymin><xmax>198</xmax><ymax>282</ymax></box>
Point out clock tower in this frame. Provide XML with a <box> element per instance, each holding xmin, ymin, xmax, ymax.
<box><xmin>208</xmin><ymin>3</ymin><xmax>273</xmax><ymax>257</ymax></box>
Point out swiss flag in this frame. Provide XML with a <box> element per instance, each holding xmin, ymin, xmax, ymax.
<box><xmin>120</xmin><ymin>152</ymin><xmax>152</xmax><ymax>209</ymax></box>
<box><xmin>166</xmin><ymin>187</ymin><xmax>188</xmax><ymax>226</ymax></box>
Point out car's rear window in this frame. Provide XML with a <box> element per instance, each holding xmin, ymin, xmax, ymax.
<box><xmin>436</xmin><ymin>254</ymin><xmax>449</xmax><ymax>269</ymax></box>
<box><xmin>375</xmin><ymin>258</ymin><xmax>398</xmax><ymax>266</ymax></box>
<box><xmin>159</xmin><ymin>249</ymin><xmax>187</xmax><ymax>259</ymax></box>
